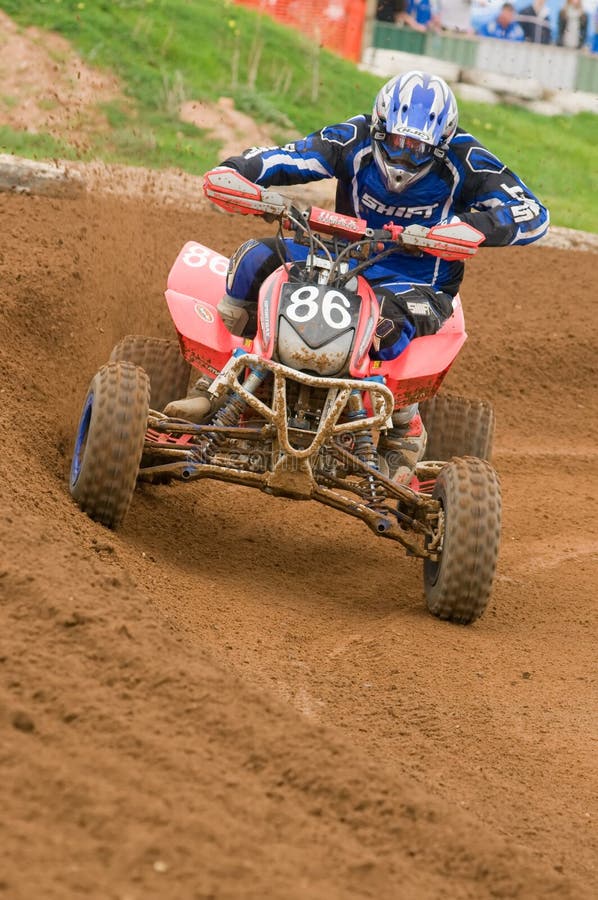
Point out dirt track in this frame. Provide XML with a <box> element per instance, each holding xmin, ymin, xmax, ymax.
<box><xmin>0</xmin><ymin>189</ymin><xmax>596</xmax><ymax>899</ymax></box>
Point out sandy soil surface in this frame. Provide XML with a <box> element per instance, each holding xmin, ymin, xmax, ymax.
<box><xmin>0</xmin><ymin>185</ymin><xmax>597</xmax><ymax>900</ymax></box>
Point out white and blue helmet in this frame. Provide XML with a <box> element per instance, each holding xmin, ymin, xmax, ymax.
<box><xmin>371</xmin><ymin>70</ymin><xmax>458</xmax><ymax>192</ymax></box>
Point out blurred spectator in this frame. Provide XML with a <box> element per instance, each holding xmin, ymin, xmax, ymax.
<box><xmin>557</xmin><ymin>0</ymin><xmax>588</xmax><ymax>47</ymax></box>
<box><xmin>375</xmin><ymin>0</ymin><xmax>429</xmax><ymax>30</ymax></box>
<box><xmin>402</xmin><ymin>0</ymin><xmax>443</xmax><ymax>30</ymax></box>
<box><xmin>375</xmin><ymin>0</ymin><xmax>408</xmax><ymax>21</ymax></box>
<box><xmin>476</xmin><ymin>2</ymin><xmax>526</xmax><ymax>38</ymax></box>
<box><xmin>517</xmin><ymin>0</ymin><xmax>552</xmax><ymax>42</ymax></box>
<box><xmin>440</xmin><ymin>0</ymin><xmax>474</xmax><ymax>33</ymax></box>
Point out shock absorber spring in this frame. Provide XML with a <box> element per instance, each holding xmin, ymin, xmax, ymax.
<box><xmin>212</xmin><ymin>393</ymin><xmax>247</xmax><ymax>431</ymax></box>
<box><xmin>343</xmin><ymin>390</ymin><xmax>384</xmax><ymax>507</ymax></box>
<box><xmin>203</xmin><ymin>366</ymin><xmax>269</xmax><ymax>456</ymax></box>
<box><xmin>345</xmin><ymin>390</ymin><xmax>379</xmax><ymax>469</ymax></box>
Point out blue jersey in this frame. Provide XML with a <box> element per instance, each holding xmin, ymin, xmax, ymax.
<box><xmin>221</xmin><ymin>116</ymin><xmax>548</xmax><ymax>296</ymax></box>
<box><xmin>477</xmin><ymin>19</ymin><xmax>525</xmax><ymax>40</ymax></box>
<box><xmin>408</xmin><ymin>0</ymin><xmax>434</xmax><ymax>27</ymax></box>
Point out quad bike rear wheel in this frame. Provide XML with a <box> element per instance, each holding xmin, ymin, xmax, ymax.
<box><xmin>70</xmin><ymin>361</ymin><xmax>150</xmax><ymax>529</ymax></box>
<box><xmin>109</xmin><ymin>334</ymin><xmax>190</xmax><ymax>412</ymax></box>
<box><xmin>420</xmin><ymin>393</ymin><xmax>494</xmax><ymax>461</ymax></box>
<box><xmin>424</xmin><ymin>456</ymin><xmax>501</xmax><ymax>625</ymax></box>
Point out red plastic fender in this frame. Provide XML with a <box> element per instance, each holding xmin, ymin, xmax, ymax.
<box><xmin>369</xmin><ymin>297</ymin><xmax>467</xmax><ymax>407</ymax></box>
<box><xmin>167</xmin><ymin>241</ymin><xmax>229</xmax><ymax>302</ymax></box>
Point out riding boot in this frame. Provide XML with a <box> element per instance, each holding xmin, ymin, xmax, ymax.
<box><xmin>217</xmin><ymin>293</ymin><xmax>256</xmax><ymax>337</ymax></box>
<box><xmin>162</xmin><ymin>375</ymin><xmax>213</xmax><ymax>424</ymax></box>
<box><xmin>378</xmin><ymin>404</ymin><xmax>427</xmax><ymax>484</ymax></box>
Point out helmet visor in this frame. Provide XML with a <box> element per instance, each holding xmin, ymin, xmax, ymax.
<box><xmin>381</xmin><ymin>133</ymin><xmax>434</xmax><ymax>171</ymax></box>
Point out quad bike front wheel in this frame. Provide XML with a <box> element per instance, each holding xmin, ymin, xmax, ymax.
<box><xmin>424</xmin><ymin>456</ymin><xmax>501</xmax><ymax>625</ymax></box>
<box><xmin>70</xmin><ymin>361</ymin><xmax>150</xmax><ymax>529</ymax></box>
<box><xmin>109</xmin><ymin>334</ymin><xmax>191</xmax><ymax>412</ymax></box>
<box><xmin>420</xmin><ymin>393</ymin><xmax>495</xmax><ymax>462</ymax></box>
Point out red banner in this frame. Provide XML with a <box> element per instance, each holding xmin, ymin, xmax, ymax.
<box><xmin>234</xmin><ymin>0</ymin><xmax>366</xmax><ymax>62</ymax></box>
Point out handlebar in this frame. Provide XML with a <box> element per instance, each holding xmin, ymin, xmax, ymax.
<box><xmin>203</xmin><ymin>168</ymin><xmax>485</xmax><ymax>262</ymax></box>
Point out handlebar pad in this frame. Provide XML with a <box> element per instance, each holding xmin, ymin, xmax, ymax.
<box><xmin>401</xmin><ymin>222</ymin><xmax>485</xmax><ymax>260</ymax></box>
<box><xmin>203</xmin><ymin>168</ymin><xmax>287</xmax><ymax>218</ymax></box>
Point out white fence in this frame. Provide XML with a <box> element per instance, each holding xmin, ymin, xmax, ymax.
<box><xmin>370</xmin><ymin>23</ymin><xmax>598</xmax><ymax>95</ymax></box>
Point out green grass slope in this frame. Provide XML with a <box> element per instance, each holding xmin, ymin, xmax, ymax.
<box><xmin>1</xmin><ymin>0</ymin><xmax>597</xmax><ymax>231</ymax></box>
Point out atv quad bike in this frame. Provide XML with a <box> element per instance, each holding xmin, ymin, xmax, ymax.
<box><xmin>70</xmin><ymin>170</ymin><xmax>501</xmax><ymax>624</ymax></box>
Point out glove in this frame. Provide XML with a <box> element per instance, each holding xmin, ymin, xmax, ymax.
<box><xmin>370</xmin><ymin>313</ymin><xmax>416</xmax><ymax>360</ymax></box>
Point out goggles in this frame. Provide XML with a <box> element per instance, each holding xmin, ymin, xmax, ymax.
<box><xmin>380</xmin><ymin>133</ymin><xmax>435</xmax><ymax>170</ymax></box>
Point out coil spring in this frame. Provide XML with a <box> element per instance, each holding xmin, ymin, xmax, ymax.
<box><xmin>212</xmin><ymin>393</ymin><xmax>247</xmax><ymax>433</ymax></box>
<box><xmin>353</xmin><ymin>429</ymin><xmax>379</xmax><ymax>469</ymax></box>
<box><xmin>345</xmin><ymin>391</ymin><xmax>378</xmax><ymax>467</ymax></box>
<box><xmin>345</xmin><ymin>391</ymin><xmax>384</xmax><ymax>506</ymax></box>
<box><xmin>203</xmin><ymin>367</ymin><xmax>268</xmax><ymax>457</ymax></box>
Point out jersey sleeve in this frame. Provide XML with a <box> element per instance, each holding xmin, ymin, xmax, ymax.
<box><xmin>451</xmin><ymin>134</ymin><xmax>549</xmax><ymax>246</ymax></box>
<box><xmin>219</xmin><ymin>119</ymin><xmax>365</xmax><ymax>188</ymax></box>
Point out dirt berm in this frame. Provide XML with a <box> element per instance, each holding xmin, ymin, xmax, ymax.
<box><xmin>0</xmin><ymin>184</ymin><xmax>596</xmax><ymax>899</ymax></box>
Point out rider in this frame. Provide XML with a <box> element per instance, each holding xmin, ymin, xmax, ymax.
<box><xmin>165</xmin><ymin>70</ymin><xmax>549</xmax><ymax>481</ymax></box>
